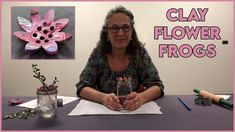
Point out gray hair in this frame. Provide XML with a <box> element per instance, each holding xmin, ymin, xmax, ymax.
<box><xmin>104</xmin><ymin>5</ymin><xmax>134</xmax><ymax>27</ymax></box>
<box><xmin>97</xmin><ymin>5</ymin><xmax>142</xmax><ymax>56</ymax></box>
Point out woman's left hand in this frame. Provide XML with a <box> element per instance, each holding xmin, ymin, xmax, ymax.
<box><xmin>124</xmin><ymin>92</ymin><xmax>144</xmax><ymax>111</ymax></box>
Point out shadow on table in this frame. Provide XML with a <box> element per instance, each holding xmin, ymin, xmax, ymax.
<box><xmin>36</xmin><ymin>117</ymin><xmax>61</xmax><ymax>128</ymax></box>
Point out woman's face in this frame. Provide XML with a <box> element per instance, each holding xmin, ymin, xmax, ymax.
<box><xmin>107</xmin><ymin>13</ymin><xmax>132</xmax><ymax>50</ymax></box>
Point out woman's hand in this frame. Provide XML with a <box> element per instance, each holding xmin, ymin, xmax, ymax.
<box><xmin>124</xmin><ymin>92</ymin><xmax>144</xmax><ymax>111</ymax></box>
<box><xmin>102</xmin><ymin>93</ymin><xmax>122</xmax><ymax>111</ymax></box>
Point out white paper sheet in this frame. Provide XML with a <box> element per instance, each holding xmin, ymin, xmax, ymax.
<box><xmin>17</xmin><ymin>96</ymin><xmax>79</xmax><ymax>109</ymax></box>
<box><xmin>68</xmin><ymin>99</ymin><xmax>162</xmax><ymax>116</ymax></box>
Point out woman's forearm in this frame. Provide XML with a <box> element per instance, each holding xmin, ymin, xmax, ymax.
<box><xmin>139</xmin><ymin>86</ymin><xmax>161</xmax><ymax>103</ymax></box>
<box><xmin>80</xmin><ymin>87</ymin><xmax>122</xmax><ymax>110</ymax></box>
<box><xmin>80</xmin><ymin>87</ymin><xmax>106</xmax><ymax>104</ymax></box>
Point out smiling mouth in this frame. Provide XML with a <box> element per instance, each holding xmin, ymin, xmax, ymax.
<box><xmin>116</xmin><ymin>39</ymin><xmax>126</xmax><ymax>43</ymax></box>
<box><xmin>116</xmin><ymin>39</ymin><xmax>126</xmax><ymax>41</ymax></box>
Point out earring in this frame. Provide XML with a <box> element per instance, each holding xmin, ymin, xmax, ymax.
<box><xmin>107</xmin><ymin>38</ymin><xmax>109</xmax><ymax>42</ymax></box>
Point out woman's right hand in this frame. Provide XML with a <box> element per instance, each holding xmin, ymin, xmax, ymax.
<box><xmin>102</xmin><ymin>93</ymin><xmax>122</xmax><ymax>111</ymax></box>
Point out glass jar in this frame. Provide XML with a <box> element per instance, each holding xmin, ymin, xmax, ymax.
<box><xmin>37</xmin><ymin>89</ymin><xmax>57</xmax><ymax>119</ymax></box>
<box><xmin>116</xmin><ymin>77</ymin><xmax>132</xmax><ymax>109</ymax></box>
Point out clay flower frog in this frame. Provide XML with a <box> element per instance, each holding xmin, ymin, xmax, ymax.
<box><xmin>14</xmin><ymin>9</ymin><xmax>72</xmax><ymax>54</ymax></box>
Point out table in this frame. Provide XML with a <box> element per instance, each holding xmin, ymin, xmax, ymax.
<box><xmin>2</xmin><ymin>95</ymin><xmax>233</xmax><ymax>130</ymax></box>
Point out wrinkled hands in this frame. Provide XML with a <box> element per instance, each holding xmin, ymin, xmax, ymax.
<box><xmin>102</xmin><ymin>93</ymin><xmax>122</xmax><ymax>111</ymax></box>
<box><xmin>125</xmin><ymin>92</ymin><xmax>144</xmax><ymax>111</ymax></box>
<box><xmin>102</xmin><ymin>92</ymin><xmax>144</xmax><ymax>111</ymax></box>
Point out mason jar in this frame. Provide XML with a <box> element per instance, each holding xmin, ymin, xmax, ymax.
<box><xmin>37</xmin><ymin>89</ymin><xmax>57</xmax><ymax>118</ymax></box>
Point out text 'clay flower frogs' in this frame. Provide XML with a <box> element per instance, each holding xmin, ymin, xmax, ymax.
<box><xmin>14</xmin><ymin>8</ymin><xmax>72</xmax><ymax>54</ymax></box>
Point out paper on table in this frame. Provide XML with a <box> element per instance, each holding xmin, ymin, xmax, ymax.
<box><xmin>17</xmin><ymin>96</ymin><xmax>79</xmax><ymax>109</ymax></box>
<box><xmin>217</xmin><ymin>95</ymin><xmax>231</xmax><ymax>100</ymax></box>
<box><xmin>68</xmin><ymin>99</ymin><xmax>162</xmax><ymax>116</ymax></box>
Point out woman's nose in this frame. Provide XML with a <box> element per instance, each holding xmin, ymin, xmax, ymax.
<box><xmin>117</xmin><ymin>28</ymin><xmax>125</xmax><ymax>35</ymax></box>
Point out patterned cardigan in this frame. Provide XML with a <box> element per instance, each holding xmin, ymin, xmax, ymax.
<box><xmin>76</xmin><ymin>46</ymin><xmax>164</xmax><ymax>97</ymax></box>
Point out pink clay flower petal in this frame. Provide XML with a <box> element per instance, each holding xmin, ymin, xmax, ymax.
<box><xmin>30</xmin><ymin>9</ymin><xmax>42</xmax><ymax>24</ymax></box>
<box><xmin>52</xmin><ymin>32</ymin><xmax>72</xmax><ymax>42</ymax></box>
<box><xmin>25</xmin><ymin>42</ymin><xmax>41</xmax><ymax>51</ymax></box>
<box><xmin>53</xmin><ymin>18</ymin><xmax>69</xmax><ymax>31</ymax></box>
<box><xmin>14</xmin><ymin>31</ymin><xmax>31</xmax><ymax>42</ymax></box>
<box><xmin>42</xmin><ymin>41</ymin><xmax>58</xmax><ymax>54</ymax></box>
<box><xmin>17</xmin><ymin>17</ymin><xmax>32</xmax><ymax>33</ymax></box>
<box><xmin>44</xmin><ymin>9</ymin><xmax>55</xmax><ymax>26</ymax></box>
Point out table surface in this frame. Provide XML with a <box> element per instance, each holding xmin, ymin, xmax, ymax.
<box><xmin>2</xmin><ymin>95</ymin><xmax>233</xmax><ymax>130</ymax></box>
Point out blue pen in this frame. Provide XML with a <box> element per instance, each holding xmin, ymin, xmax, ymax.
<box><xmin>178</xmin><ymin>97</ymin><xmax>191</xmax><ymax>111</ymax></box>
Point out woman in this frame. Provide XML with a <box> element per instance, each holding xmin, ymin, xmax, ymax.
<box><xmin>76</xmin><ymin>6</ymin><xmax>164</xmax><ymax>111</ymax></box>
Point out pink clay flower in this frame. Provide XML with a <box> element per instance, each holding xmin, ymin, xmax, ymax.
<box><xmin>14</xmin><ymin>9</ymin><xmax>72</xmax><ymax>54</ymax></box>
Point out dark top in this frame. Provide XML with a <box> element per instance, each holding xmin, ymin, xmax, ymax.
<box><xmin>76</xmin><ymin>46</ymin><xmax>164</xmax><ymax>96</ymax></box>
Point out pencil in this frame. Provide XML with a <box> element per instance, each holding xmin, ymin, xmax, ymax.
<box><xmin>178</xmin><ymin>97</ymin><xmax>191</xmax><ymax>111</ymax></box>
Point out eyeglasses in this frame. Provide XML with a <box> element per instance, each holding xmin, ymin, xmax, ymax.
<box><xmin>107</xmin><ymin>25</ymin><xmax>132</xmax><ymax>33</ymax></box>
